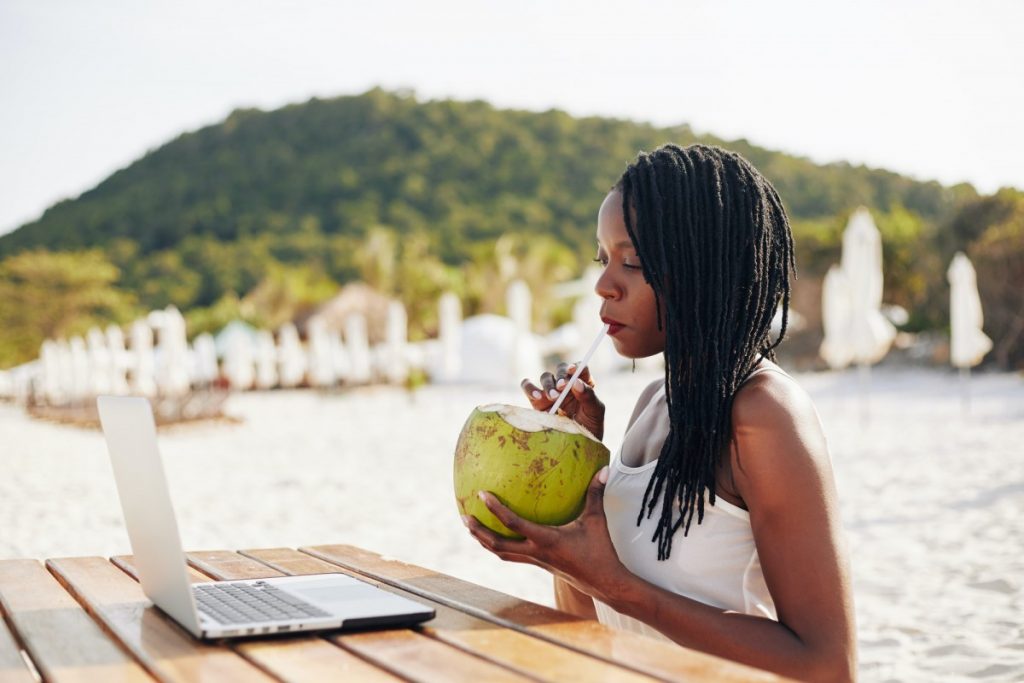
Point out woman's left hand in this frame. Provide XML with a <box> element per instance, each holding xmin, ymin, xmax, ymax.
<box><xmin>463</xmin><ymin>467</ymin><xmax>628</xmax><ymax>604</ymax></box>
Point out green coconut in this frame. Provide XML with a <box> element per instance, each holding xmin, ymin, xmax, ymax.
<box><xmin>454</xmin><ymin>403</ymin><xmax>610</xmax><ymax>539</ymax></box>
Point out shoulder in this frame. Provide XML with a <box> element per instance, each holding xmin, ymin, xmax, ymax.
<box><xmin>731</xmin><ymin>366</ymin><xmax>817</xmax><ymax>437</ymax></box>
<box><xmin>626</xmin><ymin>378</ymin><xmax>664</xmax><ymax>432</ymax></box>
<box><xmin>729</xmin><ymin>366</ymin><xmax>832</xmax><ymax>504</ymax></box>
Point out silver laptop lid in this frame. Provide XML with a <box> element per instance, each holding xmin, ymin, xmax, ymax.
<box><xmin>97</xmin><ymin>395</ymin><xmax>202</xmax><ymax>636</ymax></box>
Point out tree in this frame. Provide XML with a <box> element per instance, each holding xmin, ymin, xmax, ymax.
<box><xmin>0</xmin><ymin>250</ymin><xmax>137</xmax><ymax>368</ymax></box>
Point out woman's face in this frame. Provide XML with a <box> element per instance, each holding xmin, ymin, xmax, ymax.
<box><xmin>594</xmin><ymin>190</ymin><xmax>666</xmax><ymax>359</ymax></box>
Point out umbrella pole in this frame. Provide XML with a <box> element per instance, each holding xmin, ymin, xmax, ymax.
<box><xmin>858</xmin><ymin>361</ymin><xmax>870</xmax><ymax>427</ymax></box>
<box><xmin>960</xmin><ymin>366</ymin><xmax>971</xmax><ymax>417</ymax></box>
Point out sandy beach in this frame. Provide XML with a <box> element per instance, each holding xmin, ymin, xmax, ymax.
<box><xmin>1</xmin><ymin>366</ymin><xmax>1021</xmax><ymax>681</ymax></box>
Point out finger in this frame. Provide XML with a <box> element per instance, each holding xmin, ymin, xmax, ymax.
<box><xmin>582</xmin><ymin>466</ymin><xmax>610</xmax><ymax>515</ymax></box>
<box><xmin>539</xmin><ymin>371</ymin><xmax>558</xmax><ymax>400</ymax></box>
<box><xmin>563</xmin><ymin>363</ymin><xmax>595</xmax><ymax>389</ymax></box>
<box><xmin>520</xmin><ymin>378</ymin><xmax>550</xmax><ymax>407</ymax></box>
<box><xmin>554</xmin><ymin>361</ymin><xmax>570</xmax><ymax>384</ymax></box>
<box><xmin>464</xmin><ymin>515</ymin><xmax>531</xmax><ymax>553</ymax></box>
<box><xmin>478</xmin><ymin>491</ymin><xmax>550</xmax><ymax>542</ymax></box>
<box><xmin>569</xmin><ymin>375</ymin><xmax>600</xmax><ymax>405</ymax></box>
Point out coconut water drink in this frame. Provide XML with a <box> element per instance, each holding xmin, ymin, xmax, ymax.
<box><xmin>453</xmin><ymin>403</ymin><xmax>610</xmax><ymax>538</ymax></box>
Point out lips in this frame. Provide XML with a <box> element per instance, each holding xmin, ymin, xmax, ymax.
<box><xmin>601</xmin><ymin>316</ymin><xmax>625</xmax><ymax>336</ymax></box>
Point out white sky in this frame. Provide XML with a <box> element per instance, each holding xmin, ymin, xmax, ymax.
<box><xmin>2</xmin><ymin>0</ymin><xmax>1022</xmax><ymax>237</ymax></box>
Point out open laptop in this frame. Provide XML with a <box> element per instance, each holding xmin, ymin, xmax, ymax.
<box><xmin>96</xmin><ymin>395</ymin><xmax>435</xmax><ymax>639</ymax></box>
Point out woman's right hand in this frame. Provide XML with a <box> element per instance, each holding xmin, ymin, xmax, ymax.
<box><xmin>521</xmin><ymin>362</ymin><xmax>606</xmax><ymax>441</ymax></box>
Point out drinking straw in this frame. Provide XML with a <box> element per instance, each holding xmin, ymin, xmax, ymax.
<box><xmin>549</xmin><ymin>323</ymin><xmax>610</xmax><ymax>415</ymax></box>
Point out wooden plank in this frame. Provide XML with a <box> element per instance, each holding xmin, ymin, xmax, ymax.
<box><xmin>303</xmin><ymin>544</ymin><xmax>783</xmax><ymax>683</ymax></box>
<box><xmin>188</xmin><ymin>550</ymin><xmax>533</xmax><ymax>683</ymax></box>
<box><xmin>243</xmin><ymin>548</ymin><xmax>659</xmax><ymax>683</ymax></box>
<box><xmin>46</xmin><ymin>557</ymin><xmax>276</xmax><ymax>683</ymax></box>
<box><xmin>110</xmin><ymin>554</ymin><xmax>401</xmax><ymax>683</ymax></box>
<box><xmin>112</xmin><ymin>556</ymin><xmax>212</xmax><ymax>585</ymax></box>
<box><xmin>0</xmin><ymin>607</ymin><xmax>36</xmax><ymax>683</ymax></box>
<box><xmin>0</xmin><ymin>559</ymin><xmax>151</xmax><ymax>683</ymax></box>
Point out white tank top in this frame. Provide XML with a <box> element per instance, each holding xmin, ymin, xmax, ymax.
<box><xmin>593</xmin><ymin>367</ymin><xmax>782</xmax><ymax>640</ymax></box>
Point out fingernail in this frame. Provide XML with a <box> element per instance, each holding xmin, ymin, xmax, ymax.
<box><xmin>477</xmin><ymin>491</ymin><xmax>487</xmax><ymax>502</ymax></box>
<box><xmin>548</xmin><ymin>389</ymin><xmax>558</xmax><ymax>398</ymax></box>
<box><xmin>556</xmin><ymin>379</ymin><xmax>565</xmax><ymax>389</ymax></box>
<box><xmin>598</xmin><ymin>466</ymin><xmax>609</xmax><ymax>484</ymax></box>
<box><xmin>461</xmin><ymin>515</ymin><xmax>470</xmax><ymax>527</ymax></box>
<box><xmin>532</xmin><ymin>390</ymin><xmax>542</xmax><ymax>399</ymax></box>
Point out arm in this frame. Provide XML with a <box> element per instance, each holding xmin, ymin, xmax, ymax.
<box><xmin>553</xmin><ymin>377</ymin><xmax>660</xmax><ymax>619</ymax></box>
<box><xmin>553</xmin><ymin>576</ymin><xmax>598</xmax><ymax>618</ymax></box>
<box><xmin>470</xmin><ymin>375</ymin><xmax>856</xmax><ymax>682</ymax></box>
<box><xmin>606</xmin><ymin>376</ymin><xmax>857</xmax><ymax>681</ymax></box>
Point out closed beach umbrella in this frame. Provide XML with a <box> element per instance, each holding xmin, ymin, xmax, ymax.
<box><xmin>383</xmin><ymin>301</ymin><xmax>409</xmax><ymax>385</ymax></box>
<box><xmin>130</xmin><ymin>320</ymin><xmax>157</xmax><ymax>397</ymax></box>
<box><xmin>947</xmin><ymin>252</ymin><xmax>991</xmax><ymax>369</ymax></box>
<box><xmin>306</xmin><ymin>316</ymin><xmax>336</xmax><ymax>387</ymax></box>
<box><xmin>819</xmin><ymin>208</ymin><xmax>896</xmax><ymax>368</ymax></box>
<box><xmin>820</xmin><ymin>265</ymin><xmax>854</xmax><ymax>370</ymax></box>
<box><xmin>436</xmin><ymin>291</ymin><xmax>462</xmax><ymax>383</ymax></box>
<box><xmin>277</xmin><ymin>323</ymin><xmax>307</xmax><ymax>388</ymax></box>
<box><xmin>344</xmin><ymin>314</ymin><xmax>372</xmax><ymax>384</ymax></box>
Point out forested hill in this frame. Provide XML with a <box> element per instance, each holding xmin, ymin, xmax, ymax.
<box><xmin>0</xmin><ymin>87</ymin><xmax>973</xmax><ymax>263</ymax></box>
<box><xmin>4</xmin><ymin>88</ymin><xmax>1022</xmax><ymax>371</ymax></box>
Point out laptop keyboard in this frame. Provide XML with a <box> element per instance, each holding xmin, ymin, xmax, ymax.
<box><xmin>194</xmin><ymin>581</ymin><xmax>331</xmax><ymax>625</ymax></box>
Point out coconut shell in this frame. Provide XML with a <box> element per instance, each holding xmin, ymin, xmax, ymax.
<box><xmin>454</xmin><ymin>404</ymin><xmax>610</xmax><ymax>539</ymax></box>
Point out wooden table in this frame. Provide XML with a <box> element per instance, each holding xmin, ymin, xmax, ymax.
<box><xmin>0</xmin><ymin>544</ymin><xmax>784</xmax><ymax>682</ymax></box>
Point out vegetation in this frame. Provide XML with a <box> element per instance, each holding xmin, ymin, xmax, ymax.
<box><xmin>1</xmin><ymin>88</ymin><xmax>1021</xmax><ymax>368</ymax></box>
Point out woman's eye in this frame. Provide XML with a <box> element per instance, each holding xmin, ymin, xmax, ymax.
<box><xmin>623</xmin><ymin>262</ymin><xmax>642</xmax><ymax>270</ymax></box>
<box><xmin>592</xmin><ymin>256</ymin><xmax>609</xmax><ymax>267</ymax></box>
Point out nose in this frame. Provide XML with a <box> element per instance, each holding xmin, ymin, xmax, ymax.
<box><xmin>594</xmin><ymin>266</ymin><xmax>620</xmax><ymax>301</ymax></box>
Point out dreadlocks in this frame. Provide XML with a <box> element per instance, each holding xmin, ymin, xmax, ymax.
<box><xmin>615</xmin><ymin>143</ymin><xmax>796</xmax><ymax>561</ymax></box>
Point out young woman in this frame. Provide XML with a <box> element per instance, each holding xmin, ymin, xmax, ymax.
<box><xmin>464</xmin><ymin>144</ymin><xmax>857</xmax><ymax>681</ymax></box>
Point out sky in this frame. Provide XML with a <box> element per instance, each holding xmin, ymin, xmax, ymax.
<box><xmin>2</xmin><ymin>0</ymin><xmax>1022</xmax><ymax>237</ymax></box>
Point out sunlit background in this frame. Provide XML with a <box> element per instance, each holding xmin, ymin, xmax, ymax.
<box><xmin>2</xmin><ymin>2</ymin><xmax>1022</xmax><ymax>680</ymax></box>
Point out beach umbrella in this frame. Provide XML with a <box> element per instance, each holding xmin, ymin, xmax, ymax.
<box><xmin>277</xmin><ymin>323</ymin><xmax>307</xmax><ymax>388</ymax></box>
<box><xmin>223</xmin><ymin>328</ymin><xmax>256</xmax><ymax>391</ymax></box>
<box><xmin>129</xmin><ymin>321</ymin><xmax>157</xmax><ymax>397</ymax></box>
<box><xmin>253</xmin><ymin>330</ymin><xmax>278</xmax><ymax>389</ymax></box>
<box><xmin>820</xmin><ymin>266</ymin><xmax>854</xmax><ymax>369</ymax></box>
<box><xmin>436</xmin><ymin>291</ymin><xmax>462</xmax><ymax>383</ymax></box>
<box><xmin>69</xmin><ymin>336</ymin><xmax>91</xmax><ymax>402</ymax></box>
<box><xmin>105</xmin><ymin>325</ymin><xmax>130</xmax><ymax>395</ymax></box>
<box><xmin>344</xmin><ymin>314</ymin><xmax>372</xmax><ymax>384</ymax></box>
<box><xmin>948</xmin><ymin>252</ymin><xmax>992</xmax><ymax>412</ymax></box>
<box><xmin>190</xmin><ymin>333</ymin><xmax>219</xmax><ymax>386</ymax></box>
<box><xmin>506</xmin><ymin>280</ymin><xmax>534</xmax><ymax>383</ymax></box>
<box><xmin>306</xmin><ymin>316</ymin><xmax>336</xmax><ymax>387</ymax></box>
<box><xmin>383</xmin><ymin>301</ymin><xmax>409</xmax><ymax>385</ymax></box>
<box><xmin>39</xmin><ymin>340</ymin><xmax>63</xmax><ymax>405</ymax></box>
<box><xmin>820</xmin><ymin>208</ymin><xmax>896</xmax><ymax>420</ymax></box>
<box><xmin>820</xmin><ymin>208</ymin><xmax>896</xmax><ymax>365</ymax></box>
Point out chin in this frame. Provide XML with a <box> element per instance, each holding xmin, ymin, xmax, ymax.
<box><xmin>610</xmin><ymin>338</ymin><xmax>662</xmax><ymax>360</ymax></box>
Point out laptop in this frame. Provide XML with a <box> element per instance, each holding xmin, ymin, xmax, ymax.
<box><xmin>96</xmin><ymin>395</ymin><xmax>435</xmax><ymax>639</ymax></box>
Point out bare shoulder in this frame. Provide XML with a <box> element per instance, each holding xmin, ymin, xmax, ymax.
<box><xmin>730</xmin><ymin>364</ymin><xmax>832</xmax><ymax>494</ymax></box>
<box><xmin>732</xmin><ymin>365</ymin><xmax>817</xmax><ymax>433</ymax></box>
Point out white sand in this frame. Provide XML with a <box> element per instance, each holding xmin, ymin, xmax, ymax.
<box><xmin>1</xmin><ymin>367</ymin><xmax>1021</xmax><ymax>681</ymax></box>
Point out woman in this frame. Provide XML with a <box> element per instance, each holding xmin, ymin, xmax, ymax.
<box><xmin>464</xmin><ymin>144</ymin><xmax>857</xmax><ymax>681</ymax></box>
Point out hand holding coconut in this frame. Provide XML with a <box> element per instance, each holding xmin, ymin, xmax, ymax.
<box><xmin>463</xmin><ymin>465</ymin><xmax>629</xmax><ymax>606</ymax></box>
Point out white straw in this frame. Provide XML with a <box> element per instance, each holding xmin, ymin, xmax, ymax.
<box><xmin>549</xmin><ymin>323</ymin><xmax>610</xmax><ymax>415</ymax></box>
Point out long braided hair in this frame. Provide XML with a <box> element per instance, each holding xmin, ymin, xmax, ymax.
<box><xmin>615</xmin><ymin>143</ymin><xmax>796</xmax><ymax>561</ymax></box>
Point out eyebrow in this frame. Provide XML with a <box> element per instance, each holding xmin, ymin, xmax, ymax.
<box><xmin>596</xmin><ymin>240</ymin><xmax>636</xmax><ymax>250</ymax></box>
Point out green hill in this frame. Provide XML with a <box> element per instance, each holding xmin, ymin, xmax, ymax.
<box><xmin>0</xmin><ymin>87</ymin><xmax>972</xmax><ymax>261</ymax></box>
<box><xmin>3</xmin><ymin>88</ymin><xmax>1022</xmax><ymax>370</ymax></box>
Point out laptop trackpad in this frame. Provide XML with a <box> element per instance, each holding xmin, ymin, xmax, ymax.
<box><xmin>289</xmin><ymin>583</ymin><xmax>383</xmax><ymax>604</ymax></box>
